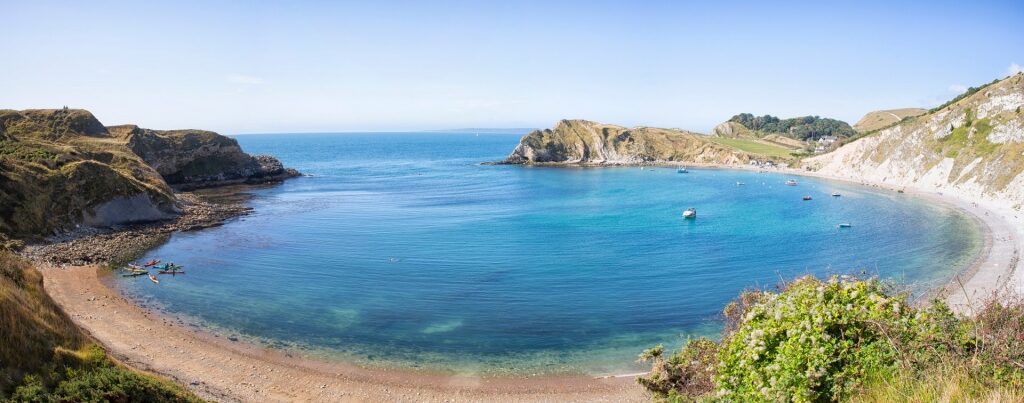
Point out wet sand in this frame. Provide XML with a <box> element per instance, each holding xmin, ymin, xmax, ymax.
<box><xmin>41</xmin><ymin>264</ymin><xmax>644</xmax><ymax>402</ymax></box>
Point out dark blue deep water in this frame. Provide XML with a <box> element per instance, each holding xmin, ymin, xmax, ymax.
<box><xmin>118</xmin><ymin>132</ymin><xmax>981</xmax><ymax>375</ymax></box>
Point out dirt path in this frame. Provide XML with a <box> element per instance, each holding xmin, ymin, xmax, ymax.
<box><xmin>42</xmin><ymin>265</ymin><xmax>644</xmax><ymax>402</ymax></box>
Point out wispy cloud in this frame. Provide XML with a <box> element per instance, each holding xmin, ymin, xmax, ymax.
<box><xmin>1009</xmin><ymin>63</ymin><xmax>1023</xmax><ymax>76</ymax></box>
<box><xmin>225</xmin><ymin>74</ymin><xmax>265</xmax><ymax>85</ymax></box>
<box><xmin>948</xmin><ymin>84</ymin><xmax>968</xmax><ymax>94</ymax></box>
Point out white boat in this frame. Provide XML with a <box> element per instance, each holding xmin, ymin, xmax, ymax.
<box><xmin>785</xmin><ymin>180</ymin><xmax>798</xmax><ymax>186</ymax></box>
<box><xmin>677</xmin><ymin>167</ymin><xmax>688</xmax><ymax>173</ymax></box>
<box><xmin>736</xmin><ymin>181</ymin><xmax>745</xmax><ymax>186</ymax></box>
<box><xmin>838</xmin><ymin>223</ymin><xmax>852</xmax><ymax>228</ymax></box>
<box><xmin>682</xmin><ymin>208</ymin><xmax>696</xmax><ymax>219</ymax></box>
<box><xmin>831</xmin><ymin>192</ymin><xmax>841</xmax><ymax>197</ymax></box>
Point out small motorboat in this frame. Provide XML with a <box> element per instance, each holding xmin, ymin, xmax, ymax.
<box><xmin>682</xmin><ymin>208</ymin><xmax>697</xmax><ymax>219</ymax></box>
<box><xmin>802</xmin><ymin>196</ymin><xmax>813</xmax><ymax>201</ymax></box>
<box><xmin>143</xmin><ymin>259</ymin><xmax>161</xmax><ymax>267</ymax></box>
<box><xmin>785</xmin><ymin>180</ymin><xmax>798</xmax><ymax>186</ymax></box>
<box><xmin>149</xmin><ymin>275</ymin><xmax>159</xmax><ymax>284</ymax></box>
<box><xmin>736</xmin><ymin>181</ymin><xmax>746</xmax><ymax>186</ymax></box>
<box><xmin>677</xmin><ymin>167</ymin><xmax>689</xmax><ymax>173</ymax></box>
<box><xmin>831</xmin><ymin>192</ymin><xmax>841</xmax><ymax>197</ymax></box>
<box><xmin>838</xmin><ymin>223</ymin><xmax>852</xmax><ymax>228</ymax></box>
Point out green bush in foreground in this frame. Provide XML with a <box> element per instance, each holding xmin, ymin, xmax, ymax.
<box><xmin>639</xmin><ymin>275</ymin><xmax>1024</xmax><ymax>402</ymax></box>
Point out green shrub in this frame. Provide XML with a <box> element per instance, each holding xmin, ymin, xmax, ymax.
<box><xmin>638</xmin><ymin>339</ymin><xmax>718</xmax><ymax>401</ymax></box>
<box><xmin>637</xmin><ymin>275</ymin><xmax>1024</xmax><ymax>402</ymax></box>
<box><xmin>714</xmin><ymin>276</ymin><xmax>941</xmax><ymax>401</ymax></box>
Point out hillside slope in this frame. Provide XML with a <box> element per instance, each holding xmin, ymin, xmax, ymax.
<box><xmin>853</xmin><ymin>108</ymin><xmax>927</xmax><ymax>132</ymax></box>
<box><xmin>805</xmin><ymin>73</ymin><xmax>1024</xmax><ymax>207</ymax></box>
<box><xmin>0</xmin><ymin>109</ymin><xmax>179</xmax><ymax>238</ymax></box>
<box><xmin>502</xmin><ymin>119</ymin><xmax>766</xmax><ymax>165</ymax></box>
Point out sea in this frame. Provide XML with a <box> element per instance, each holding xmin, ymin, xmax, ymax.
<box><xmin>116</xmin><ymin>131</ymin><xmax>982</xmax><ymax>375</ymax></box>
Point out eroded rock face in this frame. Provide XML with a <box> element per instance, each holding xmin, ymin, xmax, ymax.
<box><xmin>81</xmin><ymin>194</ymin><xmax>178</xmax><ymax>227</ymax></box>
<box><xmin>503</xmin><ymin>119</ymin><xmax>752</xmax><ymax>165</ymax></box>
<box><xmin>805</xmin><ymin>73</ymin><xmax>1024</xmax><ymax>207</ymax></box>
<box><xmin>112</xmin><ymin>125</ymin><xmax>299</xmax><ymax>189</ymax></box>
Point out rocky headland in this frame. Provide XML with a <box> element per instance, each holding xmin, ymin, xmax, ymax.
<box><xmin>0</xmin><ymin>108</ymin><xmax>298</xmax><ymax>260</ymax></box>
<box><xmin>501</xmin><ymin>119</ymin><xmax>757</xmax><ymax>165</ymax></box>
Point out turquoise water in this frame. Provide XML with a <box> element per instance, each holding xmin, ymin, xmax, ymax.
<box><xmin>118</xmin><ymin>132</ymin><xmax>981</xmax><ymax>375</ymax></box>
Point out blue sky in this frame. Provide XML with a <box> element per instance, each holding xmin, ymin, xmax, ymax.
<box><xmin>2</xmin><ymin>1</ymin><xmax>1022</xmax><ymax>133</ymax></box>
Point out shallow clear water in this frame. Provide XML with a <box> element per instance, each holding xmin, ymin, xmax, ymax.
<box><xmin>118</xmin><ymin>132</ymin><xmax>981</xmax><ymax>375</ymax></box>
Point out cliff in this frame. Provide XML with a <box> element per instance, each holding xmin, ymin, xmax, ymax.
<box><xmin>109</xmin><ymin>125</ymin><xmax>298</xmax><ymax>189</ymax></box>
<box><xmin>0</xmin><ymin>108</ymin><xmax>297</xmax><ymax>239</ymax></box>
<box><xmin>502</xmin><ymin>119</ymin><xmax>758</xmax><ymax>165</ymax></box>
<box><xmin>804</xmin><ymin>73</ymin><xmax>1024</xmax><ymax>207</ymax></box>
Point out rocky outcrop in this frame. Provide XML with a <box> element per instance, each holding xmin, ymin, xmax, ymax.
<box><xmin>502</xmin><ymin>119</ymin><xmax>754</xmax><ymax>165</ymax></box>
<box><xmin>710</xmin><ymin>121</ymin><xmax>750</xmax><ymax>138</ymax></box>
<box><xmin>110</xmin><ymin>125</ymin><xmax>299</xmax><ymax>189</ymax></box>
<box><xmin>805</xmin><ymin>73</ymin><xmax>1024</xmax><ymax>208</ymax></box>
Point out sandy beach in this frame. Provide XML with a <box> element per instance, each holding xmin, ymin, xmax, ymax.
<box><xmin>41</xmin><ymin>265</ymin><xmax>644</xmax><ymax>402</ymax></box>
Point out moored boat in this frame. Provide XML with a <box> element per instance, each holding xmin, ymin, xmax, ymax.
<box><xmin>677</xmin><ymin>167</ymin><xmax>688</xmax><ymax>173</ymax></box>
<box><xmin>158</xmin><ymin>270</ymin><xmax>185</xmax><ymax>275</ymax></box>
<box><xmin>831</xmin><ymin>192</ymin><xmax>841</xmax><ymax>197</ymax></box>
<box><xmin>838</xmin><ymin>223</ymin><xmax>852</xmax><ymax>228</ymax></box>
<box><xmin>143</xmin><ymin>259</ymin><xmax>160</xmax><ymax>267</ymax></box>
<box><xmin>785</xmin><ymin>180</ymin><xmax>798</xmax><ymax>186</ymax></box>
<box><xmin>802</xmin><ymin>195</ymin><xmax>813</xmax><ymax>201</ymax></box>
<box><xmin>736</xmin><ymin>181</ymin><xmax>745</xmax><ymax>186</ymax></box>
<box><xmin>682</xmin><ymin>208</ymin><xmax>696</xmax><ymax>218</ymax></box>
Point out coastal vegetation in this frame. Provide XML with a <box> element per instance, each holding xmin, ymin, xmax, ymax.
<box><xmin>726</xmin><ymin>114</ymin><xmax>856</xmax><ymax>141</ymax></box>
<box><xmin>638</xmin><ymin>276</ymin><xmax>1024</xmax><ymax>402</ymax></box>
<box><xmin>0</xmin><ymin>251</ymin><xmax>199</xmax><ymax>401</ymax></box>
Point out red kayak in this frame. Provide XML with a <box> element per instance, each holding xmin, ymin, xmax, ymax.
<box><xmin>143</xmin><ymin>259</ymin><xmax>161</xmax><ymax>267</ymax></box>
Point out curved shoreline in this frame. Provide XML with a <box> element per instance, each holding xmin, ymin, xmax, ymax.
<box><xmin>36</xmin><ymin>164</ymin><xmax>1019</xmax><ymax>401</ymax></box>
<box><xmin>41</xmin><ymin>264</ymin><xmax>643</xmax><ymax>402</ymax></box>
<box><xmin>769</xmin><ymin>166</ymin><xmax>1021</xmax><ymax>314</ymax></box>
